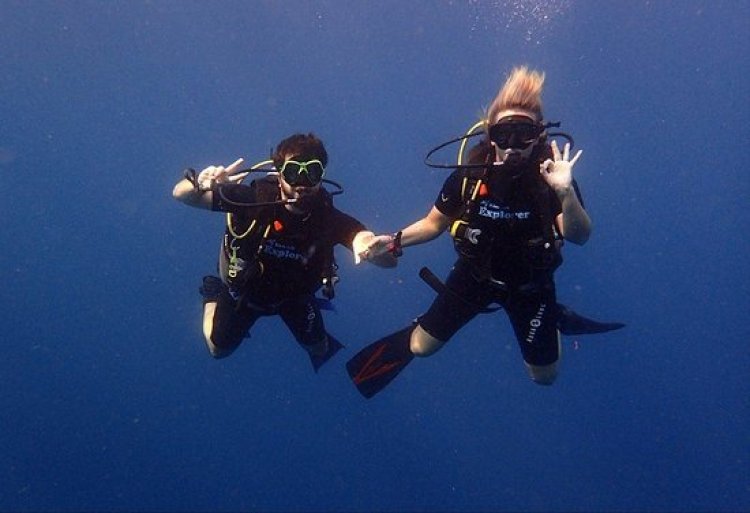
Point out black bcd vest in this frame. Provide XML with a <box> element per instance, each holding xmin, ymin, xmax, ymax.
<box><xmin>218</xmin><ymin>176</ymin><xmax>337</xmax><ymax>296</ymax></box>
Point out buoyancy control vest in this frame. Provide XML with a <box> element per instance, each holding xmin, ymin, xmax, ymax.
<box><xmin>449</xmin><ymin>142</ymin><xmax>563</xmax><ymax>288</ymax></box>
<box><xmin>218</xmin><ymin>176</ymin><xmax>338</xmax><ymax>300</ymax></box>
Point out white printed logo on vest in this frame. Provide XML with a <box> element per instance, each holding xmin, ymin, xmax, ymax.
<box><xmin>478</xmin><ymin>199</ymin><xmax>530</xmax><ymax>221</ymax></box>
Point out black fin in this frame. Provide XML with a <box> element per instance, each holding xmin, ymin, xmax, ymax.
<box><xmin>346</xmin><ymin>326</ymin><xmax>415</xmax><ymax>399</ymax></box>
<box><xmin>557</xmin><ymin>304</ymin><xmax>625</xmax><ymax>335</ymax></box>
<box><xmin>309</xmin><ymin>334</ymin><xmax>345</xmax><ymax>373</ymax></box>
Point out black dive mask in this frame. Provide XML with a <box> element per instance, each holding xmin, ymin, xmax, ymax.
<box><xmin>488</xmin><ymin>117</ymin><xmax>544</xmax><ymax>149</ymax></box>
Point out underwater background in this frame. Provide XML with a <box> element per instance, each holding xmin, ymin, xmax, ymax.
<box><xmin>1</xmin><ymin>1</ymin><xmax>748</xmax><ymax>511</ymax></box>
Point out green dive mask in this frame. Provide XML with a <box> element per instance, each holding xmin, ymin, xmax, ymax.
<box><xmin>280</xmin><ymin>159</ymin><xmax>326</xmax><ymax>187</ymax></box>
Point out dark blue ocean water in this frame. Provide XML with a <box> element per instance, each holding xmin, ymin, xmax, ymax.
<box><xmin>2</xmin><ymin>1</ymin><xmax>748</xmax><ymax>511</ymax></box>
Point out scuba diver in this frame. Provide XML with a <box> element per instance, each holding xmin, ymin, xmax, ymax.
<box><xmin>349</xmin><ymin>66</ymin><xmax>624</xmax><ymax>398</ymax></box>
<box><xmin>173</xmin><ymin>133</ymin><xmax>396</xmax><ymax>371</ymax></box>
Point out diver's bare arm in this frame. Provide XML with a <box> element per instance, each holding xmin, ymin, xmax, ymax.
<box><xmin>355</xmin><ymin>207</ymin><xmax>452</xmax><ymax>264</ymax></box>
<box><xmin>172</xmin><ymin>178</ymin><xmax>214</xmax><ymax>209</ymax></box>
<box><xmin>556</xmin><ymin>189</ymin><xmax>591</xmax><ymax>245</ymax></box>
<box><xmin>399</xmin><ymin>207</ymin><xmax>452</xmax><ymax>247</ymax></box>
<box><xmin>540</xmin><ymin>141</ymin><xmax>590</xmax><ymax>245</ymax></box>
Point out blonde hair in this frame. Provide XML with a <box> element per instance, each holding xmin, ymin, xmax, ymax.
<box><xmin>487</xmin><ymin>66</ymin><xmax>545</xmax><ymax>124</ymax></box>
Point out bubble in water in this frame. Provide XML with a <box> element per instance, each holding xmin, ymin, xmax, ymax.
<box><xmin>468</xmin><ymin>0</ymin><xmax>572</xmax><ymax>44</ymax></box>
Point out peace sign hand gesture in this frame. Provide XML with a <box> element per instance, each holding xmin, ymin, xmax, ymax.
<box><xmin>197</xmin><ymin>158</ymin><xmax>246</xmax><ymax>191</ymax></box>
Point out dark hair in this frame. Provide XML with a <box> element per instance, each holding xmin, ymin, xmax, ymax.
<box><xmin>271</xmin><ymin>133</ymin><xmax>328</xmax><ymax>170</ymax></box>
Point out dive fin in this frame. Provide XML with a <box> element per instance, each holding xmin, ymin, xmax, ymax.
<box><xmin>309</xmin><ymin>334</ymin><xmax>345</xmax><ymax>373</ymax></box>
<box><xmin>557</xmin><ymin>304</ymin><xmax>625</xmax><ymax>335</ymax></box>
<box><xmin>346</xmin><ymin>326</ymin><xmax>415</xmax><ymax>399</ymax></box>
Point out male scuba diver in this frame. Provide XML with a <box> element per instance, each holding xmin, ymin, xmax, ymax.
<box><xmin>349</xmin><ymin>67</ymin><xmax>624</xmax><ymax>398</ymax></box>
<box><xmin>173</xmin><ymin>133</ymin><xmax>395</xmax><ymax>371</ymax></box>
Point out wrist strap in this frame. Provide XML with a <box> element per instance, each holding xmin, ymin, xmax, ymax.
<box><xmin>387</xmin><ymin>231</ymin><xmax>403</xmax><ymax>257</ymax></box>
<box><xmin>184</xmin><ymin>168</ymin><xmax>209</xmax><ymax>194</ymax></box>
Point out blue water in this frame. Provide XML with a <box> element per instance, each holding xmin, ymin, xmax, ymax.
<box><xmin>2</xmin><ymin>1</ymin><xmax>748</xmax><ymax>511</ymax></box>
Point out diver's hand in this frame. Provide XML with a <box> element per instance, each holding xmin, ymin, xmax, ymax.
<box><xmin>540</xmin><ymin>141</ymin><xmax>581</xmax><ymax>192</ymax></box>
<box><xmin>353</xmin><ymin>232</ymin><xmax>384</xmax><ymax>265</ymax></box>
<box><xmin>353</xmin><ymin>232</ymin><xmax>399</xmax><ymax>265</ymax></box>
<box><xmin>197</xmin><ymin>158</ymin><xmax>246</xmax><ymax>191</ymax></box>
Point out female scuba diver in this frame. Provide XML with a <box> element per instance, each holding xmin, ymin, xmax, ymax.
<box><xmin>348</xmin><ymin>66</ymin><xmax>622</xmax><ymax>398</ymax></box>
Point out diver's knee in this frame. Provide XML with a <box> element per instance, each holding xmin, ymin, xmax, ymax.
<box><xmin>409</xmin><ymin>325</ymin><xmax>446</xmax><ymax>357</ymax></box>
<box><xmin>204</xmin><ymin>328</ymin><xmax>242</xmax><ymax>359</ymax></box>
<box><xmin>526</xmin><ymin>362</ymin><xmax>558</xmax><ymax>386</ymax></box>
<box><xmin>201</xmin><ymin>303</ymin><xmax>235</xmax><ymax>359</ymax></box>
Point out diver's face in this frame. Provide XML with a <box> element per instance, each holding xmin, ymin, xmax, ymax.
<box><xmin>489</xmin><ymin>109</ymin><xmax>541</xmax><ymax>166</ymax></box>
<box><xmin>278</xmin><ymin>155</ymin><xmax>323</xmax><ymax>210</ymax></box>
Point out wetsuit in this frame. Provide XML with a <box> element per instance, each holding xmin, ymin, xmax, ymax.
<box><xmin>419</xmin><ymin>145</ymin><xmax>585</xmax><ymax>366</ymax></box>
<box><xmin>204</xmin><ymin>177</ymin><xmax>365</xmax><ymax>354</ymax></box>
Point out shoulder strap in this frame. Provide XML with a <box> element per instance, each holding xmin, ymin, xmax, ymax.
<box><xmin>314</xmin><ymin>188</ymin><xmax>338</xmax><ymax>298</ymax></box>
<box><xmin>459</xmin><ymin>143</ymin><xmax>492</xmax><ymax>206</ymax></box>
<box><xmin>451</xmin><ymin>166</ymin><xmax>489</xmax><ymax>239</ymax></box>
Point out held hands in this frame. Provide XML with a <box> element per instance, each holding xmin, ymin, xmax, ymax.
<box><xmin>353</xmin><ymin>232</ymin><xmax>400</xmax><ymax>265</ymax></box>
<box><xmin>196</xmin><ymin>158</ymin><xmax>247</xmax><ymax>191</ymax></box>
<box><xmin>540</xmin><ymin>140</ymin><xmax>582</xmax><ymax>192</ymax></box>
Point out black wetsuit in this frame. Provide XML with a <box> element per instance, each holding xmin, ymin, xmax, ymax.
<box><xmin>419</xmin><ymin>146</ymin><xmax>584</xmax><ymax>366</ymax></box>
<box><xmin>205</xmin><ymin>177</ymin><xmax>364</xmax><ymax>354</ymax></box>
